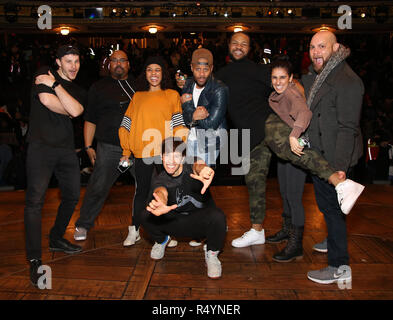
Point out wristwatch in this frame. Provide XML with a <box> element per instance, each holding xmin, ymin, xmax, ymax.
<box><xmin>51</xmin><ymin>81</ymin><xmax>60</xmax><ymax>90</ymax></box>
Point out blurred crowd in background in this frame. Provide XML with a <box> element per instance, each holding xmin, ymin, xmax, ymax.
<box><xmin>1</xmin><ymin>32</ymin><xmax>392</xmax><ymax>190</ymax></box>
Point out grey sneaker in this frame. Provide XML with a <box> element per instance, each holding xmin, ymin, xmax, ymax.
<box><xmin>204</xmin><ymin>245</ymin><xmax>222</xmax><ymax>279</ymax></box>
<box><xmin>151</xmin><ymin>236</ymin><xmax>171</xmax><ymax>260</ymax></box>
<box><xmin>74</xmin><ymin>227</ymin><xmax>87</xmax><ymax>241</ymax></box>
<box><xmin>307</xmin><ymin>265</ymin><xmax>352</xmax><ymax>284</ymax></box>
<box><xmin>313</xmin><ymin>238</ymin><xmax>328</xmax><ymax>253</ymax></box>
<box><xmin>123</xmin><ymin>225</ymin><xmax>141</xmax><ymax>247</ymax></box>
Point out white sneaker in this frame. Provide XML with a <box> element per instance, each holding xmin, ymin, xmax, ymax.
<box><xmin>74</xmin><ymin>227</ymin><xmax>87</xmax><ymax>241</ymax></box>
<box><xmin>336</xmin><ymin>179</ymin><xmax>365</xmax><ymax>214</ymax></box>
<box><xmin>204</xmin><ymin>246</ymin><xmax>222</xmax><ymax>279</ymax></box>
<box><xmin>123</xmin><ymin>225</ymin><xmax>141</xmax><ymax>247</ymax></box>
<box><xmin>167</xmin><ymin>239</ymin><xmax>178</xmax><ymax>248</ymax></box>
<box><xmin>151</xmin><ymin>236</ymin><xmax>171</xmax><ymax>260</ymax></box>
<box><xmin>231</xmin><ymin>228</ymin><xmax>265</xmax><ymax>248</ymax></box>
<box><xmin>189</xmin><ymin>239</ymin><xmax>202</xmax><ymax>247</ymax></box>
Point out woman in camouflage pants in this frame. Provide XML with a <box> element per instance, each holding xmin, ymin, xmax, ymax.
<box><xmin>264</xmin><ymin>58</ymin><xmax>364</xmax><ymax>262</ymax></box>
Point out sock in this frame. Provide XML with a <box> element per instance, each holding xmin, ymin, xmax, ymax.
<box><xmin>160</xmin><ymin>235</ymin><xmax>169</xmax><ymax>245</ymax></box>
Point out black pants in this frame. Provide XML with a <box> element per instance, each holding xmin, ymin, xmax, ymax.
<box><xmin>312</xmin><ymin>175</ymin><xmax>349</xmax><ymax>267</ymax></box>
<box><xmin>76</xmin><ymin>142</ymin><xmax>134</xmax><ymax>230</ymax></box>
<box><xmin>277</xmin><ymin>160</ymin><xmax>307</xmax><ymax>227</ymax></box>
<box><xmin>141</xmin><ymin>206</ymin><xmax>227</xmax><ymax>252</ymax></box>
<box><xmin>24</xmin><ymin>142</ymin><xmax>80</xmax><ymax>260</ymax></box>
<box><xmin>132</xmin><ymin>157</ymin><xmax>161</xmax><ymax>230</ymax></box>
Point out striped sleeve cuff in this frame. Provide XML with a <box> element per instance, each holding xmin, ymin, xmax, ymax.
<box><xmin>120</xmin><ymin>116</ymin><xmax>131</xmax><ymax>132</ymax></box>
<box><xmin>170</xmin><ymin>112</ymin><xmax>185</xmax><ymax>129</ymax></box>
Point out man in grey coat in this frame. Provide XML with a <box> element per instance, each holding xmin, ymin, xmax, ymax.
<box><xmin>302</xmin><ymin>31</ymin><xmax>364</xmax><ymax>284</ymax></box>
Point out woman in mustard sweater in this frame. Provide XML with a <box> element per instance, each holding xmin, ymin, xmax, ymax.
<box><xmin>119</xmin><ymin>56</ymin><xmax>188</xmax><ymax>246</ymax></box>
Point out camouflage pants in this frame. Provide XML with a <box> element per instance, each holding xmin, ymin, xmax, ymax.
<box><xmin>265</xmin><ymin>113</ymin><xmax>334</xmax><ymax>181</ymax></box>
<box><xmin>244</xmin><ymin>139</ymin><xmax>272</xmax><ymax>225</ymax></box>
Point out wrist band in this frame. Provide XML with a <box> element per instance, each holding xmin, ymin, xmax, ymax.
<box><xmin>52</xmin><ymin>81</ymin><xmax>60</xmax><ymax>90</ymax></box>
<box><xmin>84</xmin><ymin>146</ymin><xmax>93</xmax><ymax>151</ymax></box>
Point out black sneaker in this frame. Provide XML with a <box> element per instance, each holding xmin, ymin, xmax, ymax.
<box><xmin>49</xmin><ymin>237</ymin><xmax>82</xmax><ymax>254</ymax></box>
<box><xmin>29</xmin><ymin>259</ymin><xmax>42</xmax><ymax>287</ymax></box>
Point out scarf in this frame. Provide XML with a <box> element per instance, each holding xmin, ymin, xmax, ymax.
<box><xmin>307</xmin><ymin>44</ymin><xmax>351</xmax><ymax>108</ymax></box>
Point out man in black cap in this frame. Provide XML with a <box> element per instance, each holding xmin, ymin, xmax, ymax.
<box><xmin>25</xmin><ymin>44</ymin><xmax>87</xmax><ymax>287</ymax></box>
<box><xmin>73</xmin><ymin>50</ymin><xmax>136</xmax><ymax>242</ymax></box>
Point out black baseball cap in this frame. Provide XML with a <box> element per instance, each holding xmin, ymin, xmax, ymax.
<box><xmin>56</xmin><ymin>45</ymin><xmax>80</xmax><ymax>59</ymax></box>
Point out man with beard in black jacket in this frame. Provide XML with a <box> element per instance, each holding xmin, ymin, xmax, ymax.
<box><xmin>215</xmin><ymin>32</ymin><xmax>273</xmax><ymax>248</ymax></box>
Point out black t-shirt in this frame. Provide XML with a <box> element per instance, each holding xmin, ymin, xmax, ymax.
<box><xmin>151</xmin><ymin>163</ymin><xmax>214</xmax><ymax>215</ymax></box>
<box><xmin>28</xmin><ymin>66</ymin><xmax>87</xmax><ymax>149</ymax></box>
<box><xmin>216</xmin><ymin>58</ymin><xmax>273</xmax><ymax>150</ymax></box>
<box><xmin>84</xmin><ymin>76</ymin><xmax>136</xmax><ymax>146</ymax></box>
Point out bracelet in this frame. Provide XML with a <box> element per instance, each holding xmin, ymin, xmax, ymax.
<box><xmin>51</xmin><ymin>81</ymin><xmax>60</xmax><ymax>90</ymax></box>
<box><xmin>84</xmin><ymin>145</ymin><xmax>93</xmax><ymax>151</ymax></box>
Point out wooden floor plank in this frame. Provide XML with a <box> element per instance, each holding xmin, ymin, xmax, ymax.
<box><xmin>0</xmin><ymin>181</ymin><xmax>392</xmax><ymax>300</ymax></box>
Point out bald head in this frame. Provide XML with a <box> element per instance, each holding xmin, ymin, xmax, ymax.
<box><xmin>312</xmin><ymin>31</ymin><xmax>337</xmax><ymax>46</ymax></box>
<box><xmin>309</xmin><ymin>31</ymin><xmax>340</xmax><ymax>73</ymax></box>
<box><xmin>109</xmin><ymin>50</ymin><xmax>130</xmax><ymax>80</ymax></box>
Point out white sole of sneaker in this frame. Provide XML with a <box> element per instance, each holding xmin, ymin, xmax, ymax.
<box><xmin>313</xmin><ymin>247</ymin><xmax>328</xmax><ymax>253</ymax></box>
<box><xmin>123</xmin><ymin>235</ymin><xmax>141</xmax><ymax>247</ymax></box>
<box><xmin>231</xmin><ymin>239</ymin><xmax>265</xmax><ymax>248</ymax></box>
<box><xmin>341</xmin><ymin>183</ymin><xmax>365</xmax><ymax>215</ymax></box>
<box><xmin>307</xmin><ymin>274</ymin><xmax>352</xmax><ymax>285</ymax></box>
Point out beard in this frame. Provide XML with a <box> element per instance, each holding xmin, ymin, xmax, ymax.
<box><xmin>112</xmin><ymin>66</ymin><xmax>126</xmax><ymax>79</ymax></box>
<box><xmin>229</xmin><ymin>51</ymin><xmax>247</xmax><ymax>63</ymax></box>
<box><xmin>312</xmin><ymin>53</ymin><xmax>333</xmax><ymax>74</ymax></box>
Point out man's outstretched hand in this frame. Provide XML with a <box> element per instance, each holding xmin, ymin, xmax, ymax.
<box><xmin>190</xmin><ymin>166</ymin><xmax>214</xmax><ymax>194</ymax></box>
<box><xmin>146</xmin><ymin>192</ymin><xmax>178</xmax><ymax>216</ymax></box>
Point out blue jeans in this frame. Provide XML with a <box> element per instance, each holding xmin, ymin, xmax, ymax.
<box><xmin>76</xmin><ymin>142</ymin><xmax>133</xmax><ymax>230</ymax></box>
<box><xmin>24</xmin><ymin>142</ymin><xmax>80</xmax><ymax>260</ymax></box>
<box><xmin>186</xmin><ymin>139</ymin><xmax>219</xmax><ymax>167</ymax></box>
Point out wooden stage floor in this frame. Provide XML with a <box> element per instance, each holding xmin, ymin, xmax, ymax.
<box><xmin>0</xmin><ymin>180</ymin><xmax>393</xmax><ymax>300</ymax></box>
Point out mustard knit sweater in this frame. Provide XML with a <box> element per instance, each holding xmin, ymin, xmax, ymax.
<box><xmin>119</xmin><ymin>89</ymin><xmax>187</xmax><ymax>158</ymax></box>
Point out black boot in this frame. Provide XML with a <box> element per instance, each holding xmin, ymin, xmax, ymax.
<box><xmin>272</xmin><ymin>225</ymin><xmax>304</xmax><ymax>262</ymax></box>
<box><xmin>266</xmin><ymin>217</ymin><xmax>291</xmax><ymax>243</ymax></box>
<box><xmin>29</xmin><ymin>259</ymin><xmax>42</xmax><ymax>287</ymax></box>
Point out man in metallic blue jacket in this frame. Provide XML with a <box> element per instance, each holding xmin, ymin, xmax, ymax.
<box><xmin>180</xmin><ymin>48</ymin><xmax>228</xmax><ymax>167</ymax></box>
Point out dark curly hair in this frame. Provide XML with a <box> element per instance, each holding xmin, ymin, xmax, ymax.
<box><xmin>135</xmin><ymin>56</ymin><xmax>174</xmax><ymax>91</ymax></box>
<box><xmin>270</xmin><ymin>56</ymin><xmax>293</xmax><ymax>76</ymax></box>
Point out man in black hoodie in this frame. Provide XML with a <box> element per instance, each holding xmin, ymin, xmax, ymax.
<box><xmin>215</xmin><ymin>32</ymin><xmax>273</xmax><ymax>248</ymax></box>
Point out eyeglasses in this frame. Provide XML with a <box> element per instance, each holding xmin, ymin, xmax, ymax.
<box><xmin>110</xmin><ymin>58</ymin><xmax>128</xmax><ymax>63</ymax></box>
